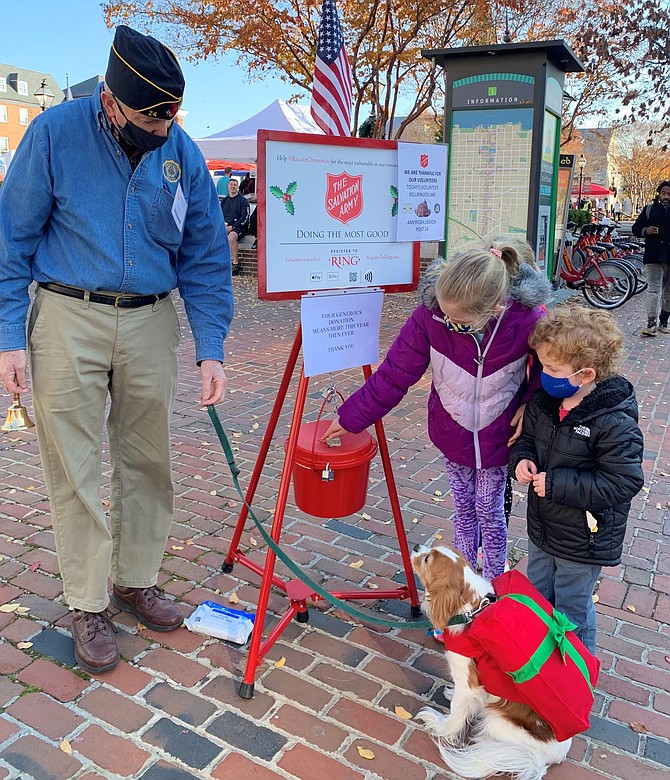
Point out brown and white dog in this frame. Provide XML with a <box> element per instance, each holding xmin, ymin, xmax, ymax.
<box><xmin>411</xmin><ymin>543</ymin><xmax>571</xmax><ymax>780</ymax></box>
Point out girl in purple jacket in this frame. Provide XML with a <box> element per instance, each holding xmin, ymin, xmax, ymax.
<box><xmin>323</xmin><ymin>240</ymin><xmax>550</xmax><ymax>578</ymax></box>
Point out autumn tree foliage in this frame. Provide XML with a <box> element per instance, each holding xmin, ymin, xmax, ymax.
<box><xmin>102</xmin><ymin>1</ymin><xmax>666</xmax><ymax>141</ymax></box>
<box><xmin>610</xmin><ymin>125</ymin><xmax>670</xmax><ymax>212</ymax></box>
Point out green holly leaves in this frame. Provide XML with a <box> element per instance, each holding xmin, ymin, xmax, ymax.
<box><xmin>390</xmin><ymin>185</ymin><xmax>398</xmax><ymax>217</ymax></box>
<box><xmin>270</xmin><ymin>182</ymin><xmax>298</xmax><ymax>215</ymax></box>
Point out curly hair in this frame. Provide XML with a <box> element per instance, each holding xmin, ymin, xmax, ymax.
<box><xmin>529</xmin><ymin>305</ymin><xmax>624</xmax><ymax>380</ymax></box>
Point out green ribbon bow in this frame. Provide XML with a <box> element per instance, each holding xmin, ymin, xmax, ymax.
<box><xmin>504</xmin><ymin>593</ymin><xmax>593</xmax><ymax>692</ymax></box>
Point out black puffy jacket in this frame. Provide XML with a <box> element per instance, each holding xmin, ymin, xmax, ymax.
<box><xmin>509</xmin><ymin>376</ymin><xmax>644</xmax><ymax>567</ymax></box>
<box><xmin>631</xmin><ymin>200</ymin><xmax>670</xmax><ymax>264</ymax></box>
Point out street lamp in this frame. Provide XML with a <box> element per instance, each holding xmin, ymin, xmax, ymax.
<box><xmin>34</xmin><ymin>79</ymin><xmax>54</xmax><ymax>112</ymax></box>
<box><xmin>577</xmin><ymin>153</ymin><xmax>586</xmax><ymax>209</ymax></box>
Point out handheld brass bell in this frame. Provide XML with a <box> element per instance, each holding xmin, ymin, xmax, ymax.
<box><xmin>2</xmin><ymin>394</ymin><xmax>35</xmax><ymax>432</ymax></box>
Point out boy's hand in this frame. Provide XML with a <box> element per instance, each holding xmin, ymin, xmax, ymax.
<box><xmin>322</xmin><ymin>419</ymin><xmax>348</xmax><ymax>442</ymax></box>
<box><xmin>507</xmin><ymin>404</ymin><xmax>526</xmax><ymax>446</ymax></box>
<box><xmin>532</xmin><ymin>471</ymin><xmax>547</xmax><ymax>497</ymax></box>
<box><xmin>515</xmin><ymin>459</ymin><xmax>537</xmax><ymax>484</ymax></box>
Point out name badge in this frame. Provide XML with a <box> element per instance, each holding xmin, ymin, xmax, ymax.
<box><xmin>171</xmin><ymin>183</ymin><xmax>187</xmax><ymax>232</ymax></box>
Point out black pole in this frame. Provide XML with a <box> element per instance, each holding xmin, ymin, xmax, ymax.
<box><xmin>578</xmin><ymin>169</ymin><xmax>584</xmax><ymax>209</ymax></box>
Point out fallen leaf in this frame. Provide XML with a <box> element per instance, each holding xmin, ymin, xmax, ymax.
<box><xmin>432</xmin><ymin>497</ymin><xmax>444</xmax><ymax>503</ymax></box>
<box><xmin>383</xmin><ymin>520</ymin><xmax>392</xmax><ymax>525</ymax></box>
<box><xmin>229</xmin><ymin>592</ymin><xmax>240</xmax><ymax>604</ymax></box>
<box><xmin>185</xmin><ymin>540</ymin><xmax>194</xmax><ymax>545</ymax></box>
<box><xmin>15</xmin><ymin>607</ymin><xmax>29</xmax><ymax>614</ymax></box>
<box><xmin>600</xmin><ymin>753</ymin><xmax>607</xmax><ymax>758</ymax></box>
<box><xmin>434</xmin><ymin>490</ymin><xmax>443</xmax><ymax>497</ymax></box>
<box><xmin>367</xmin><ymin>582</ymin><xmax>379</xmax><ymax>589</ymax></box>
<box><xmin>626</xmin><ymin>604</ymin><xmax>636</xmax><ymax>613</ymax></box>
<box><xmin>630</xmin><ymin>721</ymin><xmax>648</xmax><ymax>733</ymax></box>
<box><xmin>592</xmin><ymin>594</ymin><xmax>600</xmax><ymax>604</ymax></box>
<box><xmin>252</xmin><ymin>422</ymin><xmax>260</xmax><ymax>430</ymax></box>
<box><xmin>357</xmin><ymin>746</ymin><xmax>375</xmax><ymax>760</ymax></box>
<box><xmin>60</xmin><ymin>739</ymin><xmax>73</xmax><ymax>754</ymax></box>
<box><xmin>435</xmin><ymin>533</ymin><xmax>443</xmax><ymax>540</ymax></box>
<box><xmin>274</xmin><ymin>656</ymin><xmax>286</xmax><ymax>668</ymax></box>
<box><xmin>642</xmin><ymin>486</ymin><xmax>650</xmax><ymax>493</ymax></box>
<box><xmin>27</xmin><ymin>485</ymin><xmax>36</xmax><ymax>491</ymax></box>
<box><xmin>29</xmin><ymin>561</ymin><xmax>41</xmax><ymax>572</ymax></box>
<box><xmin>349</xmin><ymin>560</ymin><xmax>364</xmax><ymax>569</ymax></box>
<box><xmin>194</xmin><ymin>474</ymin><xmax>203</xmax><ymax>480</ymax></box>
<box><xmin>214</xmin><ymin>588</ymin><xmax>221</xmax><ymax>595</ymax></box>
<box><xmin>249</xmin><ymin>536</ymin><xmax>258</xmax><ymax>547</ymax></box>
<box><xmin>0</xmin><ymin>603</ymin><xmax>20</xmax><ymax>613</ymax></box>
<box><xmin>17</xmin><ymin>642</ymin><xmax>33</xmax><ymax>649</ymax></box>
<box><xmin>394</xmin><ymin>705</ymin><xmax>413</xmax><ymax>720</ymax></box>
<box><xmin>361</xmin><ymin>512</ymin><xmax>371</xmax><ymax>521</ymax></box>
<box><xmin>137</xmin><ymin>623</ymin><xmax>147</xmax><ymax>631</ymax></box>
<box><xmin>232</xmin><ymin>432</ymin><xmax>242</xmax><ymax>438</ymax></box>
<box><xmin>656</xmin><ymin>503</ymin><xmax>663</xmax><ymax>510</ymax></box>
<box><xmin>412</xmin><ymin>518</ymin><xmax>419</xmax><ymax>524</ymax></box>
<box><xmin>171</xmin><ymin>545</ymin><xmax>184</xmax><ymax>551</ymax></box>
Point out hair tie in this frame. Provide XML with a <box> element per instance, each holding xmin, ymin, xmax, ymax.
<box><xmin>489</xmin><ymin>247</ymin><xmax>502</xmax><ymax>258</ymax></box>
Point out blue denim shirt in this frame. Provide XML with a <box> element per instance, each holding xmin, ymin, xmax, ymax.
<box><xmin>0</xmin><ymin>84</ymin><xmax>233</xmax><ymax>363</ymax></box>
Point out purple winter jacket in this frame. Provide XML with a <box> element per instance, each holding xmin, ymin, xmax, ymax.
<box><xmin>338</xmin><ymin>260</ymin><xmax>550</xmax><ymax>469</ymax></box>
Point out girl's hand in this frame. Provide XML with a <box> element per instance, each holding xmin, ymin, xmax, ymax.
<box><xmin>322</xmin><ymin>419</ymin><xmax>348</xmax><ymax>442</ymax></box>
<box><xmin>515</xmin><ymin>459</ymin><xmax>537</xmax><ymax>484</ymax></box>
<box><xmin>507</xmin><ymin>404</ymin><xmax>526</xmax><ymax>446</ymax></box>
<box><xmin>532</xmin><ymin>471</ymin><xmax>547</xmax><ymax>497</ymax></box>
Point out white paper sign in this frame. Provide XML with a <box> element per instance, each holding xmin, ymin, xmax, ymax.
<box><xmin>171</xmin><ymin>183</ymin><xmax>187</xmax><ymax>232</ymax></box>
<box><xmin>301</xmin><ymin>290</ymin><xmax>384</xmax><ymax>377</ymax></box>
<box><xmin>396</xmin><ymin>143</ymin><xmax>448</xmax><ymax>242</ymax></box>
<box><xmin>262</xmin><ymin>136</ymin><xmax>416</xmax><ymax>297</ymax></box>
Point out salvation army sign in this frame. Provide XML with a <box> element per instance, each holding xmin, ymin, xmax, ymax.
<box><xmin>325</xmin><ymin>172</ymin><xmax>363</xmax><ymax>224</ymax></box>
<box><xmin>257</xmin><ymin>130</ymin><xmax>420</xmax><ymax>301</ymax></box>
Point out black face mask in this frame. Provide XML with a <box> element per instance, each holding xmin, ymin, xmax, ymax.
<box><xmin>113</xmin><ymin>96</ymin><xmax>171</xmax><ymax>152</ymax></box>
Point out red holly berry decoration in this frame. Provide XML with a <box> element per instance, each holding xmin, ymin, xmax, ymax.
<box><xmin>270</xmin><ymin>182</ymin><xmax>298</xmax><ymax>215</ymax></box>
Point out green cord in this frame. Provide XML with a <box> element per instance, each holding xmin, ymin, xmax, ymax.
<box><xmin>207</xmin><ymin>404</ymin><xmax>432</xmax><ymax>630</ymax></box>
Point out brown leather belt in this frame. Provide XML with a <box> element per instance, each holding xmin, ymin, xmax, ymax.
<box><xmin>38</xmin><ymin>282</ymin><xmax>170</xmax><ymax>309</ymax></box>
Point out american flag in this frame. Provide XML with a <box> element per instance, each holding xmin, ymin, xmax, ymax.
<box><xmin>310</xmin><ymin>0</ymin><xmax>352</xmax><ymax>137</ymax></box>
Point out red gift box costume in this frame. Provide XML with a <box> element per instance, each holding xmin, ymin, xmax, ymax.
<box><xmin>442</xmin><ymin>570</ymin><xmax>600</xmax><ymax>742</ymax></box>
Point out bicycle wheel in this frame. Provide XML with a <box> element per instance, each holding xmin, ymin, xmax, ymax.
<box><xmin>582</xmin><ymin>260</ymin><xmax>635</xmax><ymax>309</ymax></box>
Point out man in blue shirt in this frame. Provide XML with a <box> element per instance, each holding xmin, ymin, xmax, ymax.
<box><xmin>216</xmin><ymin>166</ymin><xmax>232</xmax><ymax>198</ymax></box>
<box><xmin>0</xmin><ymin>26</ymin><xmax>234</xmax><ymax>673</ymax></box>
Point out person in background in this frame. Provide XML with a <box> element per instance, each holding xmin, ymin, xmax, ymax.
<box><xmin>216</xmin><ymin>166</ymin><xmax>232</xmax><ymax>198</ymax></box>
<box><xmin>221</xmin><ymin>177</ymin><xmax>250</xmax><ymax>276</ymax></box>
<box><xmin>632</xmin><ymin>180</ymin><xmax>670</xmax><ymax>337</ymax></box>
<box><xmin>323</xmin><ymin>238</ymin><xmax>550</xmax><ymax>580</ymax></box>
<box><xmin>0</xmin><ymin>25</ymin><xmax>233</xmax><ymax>674</ymax></box>
<box><xmin>510</xmin><ymin>306</ymin><xmax>644</xmax><ymax>653</ymax></box>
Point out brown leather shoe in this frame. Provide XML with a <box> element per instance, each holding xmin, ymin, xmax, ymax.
<box><xmin>112</xmin><ymin>585</ymin><xmax>183</xmax><ymax>632</ymax></box>
<box><xmin>71</xmin><ymin>610</ymin><xmax>119</xmax><ymax>674</ymax></box>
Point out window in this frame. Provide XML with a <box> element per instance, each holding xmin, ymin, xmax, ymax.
<box><xmin>0</xmin><ymin>106</ymin><xmax>6</xmax><ymax>123</ymax></box>
<box><xmin>0</xmin><ymin>138</ymin><xmax>9</xmax><ymax>154</ymax></box>
<box><xmin>17</xmin><ymin>80</ymin><xmax>28</xmax><ymax>96</ymax></box>
<box><xmin>0</xmin><ymin>78</ymin><xmax>6</xmax><ymax>92</ymax></box>
<box><xmin>19</xmin><ymin>107</ymin><xmax>29</xmax><ymax>125</ymax></box>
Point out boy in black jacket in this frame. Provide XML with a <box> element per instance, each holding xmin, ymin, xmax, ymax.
<box><xmin>510</xmin><ymin>306</ymin><xmax>644</xmax><ymax>653</ymax></box>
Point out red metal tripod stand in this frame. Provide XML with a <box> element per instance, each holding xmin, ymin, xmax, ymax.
<box><xmin>222</xmin><ymin>325</ymin><xmax>422</xmax><ymax>698</ymax></box>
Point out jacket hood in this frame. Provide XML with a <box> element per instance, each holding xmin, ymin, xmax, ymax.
<box><xmin>418</xmin><ymin>257</ymin><xmax>551</xmax><ymax>311</ymax></box>
<box><xmin>535</xmin><ymin>375</ymin><xmax>639</xmax><ymax>424</ymax></box>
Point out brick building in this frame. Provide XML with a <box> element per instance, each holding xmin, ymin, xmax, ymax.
<box><xmin>0</xmin><ymin>65</ymin><xmax>64</xmax><ymax>155</ymax></box>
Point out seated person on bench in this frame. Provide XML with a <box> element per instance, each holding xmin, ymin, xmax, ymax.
<box><xmin>221</xmin><ymin>178</ymin><xmax>250</xmax><ymax>276</ymax></box>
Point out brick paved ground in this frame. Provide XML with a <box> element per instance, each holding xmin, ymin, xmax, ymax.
<box><xmin>0</xmin><ymin>277</ymin><xmax>668</xmax><ymax>779</ymax></box>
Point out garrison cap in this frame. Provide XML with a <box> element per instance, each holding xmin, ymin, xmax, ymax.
<box><xmin>106</xmin><ymin>25</ymin><xmax>184</xmax><ymax>119</ymax></box>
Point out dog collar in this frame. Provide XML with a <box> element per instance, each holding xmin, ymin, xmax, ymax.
<box><xmin>446</xmin><ymin>593</ymin><xmax>496</xmax><ymax>627</ymax></box>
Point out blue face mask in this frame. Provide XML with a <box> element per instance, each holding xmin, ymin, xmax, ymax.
<box><xmin>541</xmin><ymin>369</ymin><xmax>584</xmax><ymax>398</ymax></box>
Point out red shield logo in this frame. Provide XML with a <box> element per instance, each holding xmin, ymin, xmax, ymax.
<box><xmin>420</xmin><ymin>154</ymin><xmax>429</xmax><ymax>169</ymax></box>
<box><xmin>325</xmin><ymin>172</ymin><xmax>363</xmax><ymax>224</ymax></box>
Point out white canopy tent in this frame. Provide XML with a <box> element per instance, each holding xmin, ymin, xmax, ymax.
<box><xmin>194</xmin><ymin>99</ymin><xmax>323</xmax><ymax>162</ymax></box>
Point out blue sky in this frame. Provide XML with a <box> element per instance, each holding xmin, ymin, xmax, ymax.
<box><xmin>2</xmin><ymin>1</ymin><xmax>298</xmax><ymax>138</ymax></box>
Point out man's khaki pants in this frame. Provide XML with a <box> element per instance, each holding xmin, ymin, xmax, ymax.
<box><xmin>28</xmin><ymin>287</ymin><xmax>180</xmax><ymax>612</ymax></box>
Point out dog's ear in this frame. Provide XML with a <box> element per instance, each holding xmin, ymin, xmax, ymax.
<box><xmin>426</xmin><ymin>556</ymin><xmax>469</xmax><ymax>630</ymax></box>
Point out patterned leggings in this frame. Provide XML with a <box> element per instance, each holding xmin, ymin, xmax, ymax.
<box><xmin>444</xmin><ymin>460</ymin><xmax>509</xmax><ymax>579</ymax></box>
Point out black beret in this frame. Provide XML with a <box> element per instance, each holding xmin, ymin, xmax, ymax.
<box><xmin>106</xmin><ymin>25</ymin><xmax>184</xmax><ymax>120</ymax></box>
